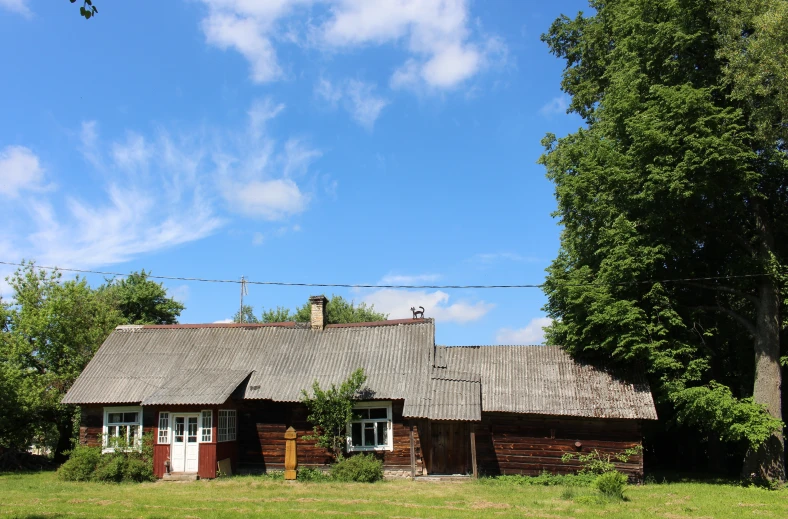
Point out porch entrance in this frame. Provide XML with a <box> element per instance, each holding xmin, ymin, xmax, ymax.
<box><xmin>428</xmin><ymin>421</ymin><xmax>470</xmax><ymax>475</ymax></box>
<box><xmin>171</xmin><ymin>414</ymin><xmax>199</xmax><ymax>473</ymax></box>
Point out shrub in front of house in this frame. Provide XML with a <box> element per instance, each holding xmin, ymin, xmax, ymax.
<box><xmin>330</xmin><ymin>453</ymin><xmax>384</xmax><ymax>483</ymax></box>
<box><xmin>58</xmin><ymin>434</ymin><xmax>154</xmax><ymax>483</ymax></box>
<box><xmin>593</xmin><ymin>470</ymin><xmax>628</xmax><ymax>500</ymax></box>
<box><xmin>296</xmin><ymin>467</ymin><xmax>331</xmax><ymax>482</ymax></box>
<box><xmin>57</xmin><ymin>445</ymin><xmax>102</xmax><ymax>482</ymax></box>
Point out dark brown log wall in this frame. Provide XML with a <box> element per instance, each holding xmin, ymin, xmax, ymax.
<box><xmin>237</xmin><ymin>400</ymin><xmax>423</xmax><ymax>473</ymax></box>
<box><xmin>474</xmin><ymin>413</ymin><xmax>644</xmax><ymax>479</ymax></box>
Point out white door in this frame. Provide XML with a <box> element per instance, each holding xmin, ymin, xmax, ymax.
<box><xmin>171</xmin><ymin>415</ymin><xmax>200</xmax><ymax>473</ymax></box>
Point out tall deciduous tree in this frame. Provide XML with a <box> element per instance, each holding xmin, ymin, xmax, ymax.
<box><xmin>99</xmin><ymin>271</ymin><xmax>184</xmax><ymax>325</ymax></box>
<box><xmin>540</xmin><ymin>0</ymin><xmax>786</xmax><ymax>481</ymax></box>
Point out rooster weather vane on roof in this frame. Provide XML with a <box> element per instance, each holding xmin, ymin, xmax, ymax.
<box><xmin>411</xmin><ymin>306</ymin><xmax>425</xmax><ymax>319</ymax></box>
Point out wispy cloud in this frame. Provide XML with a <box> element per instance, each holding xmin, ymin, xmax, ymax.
<box><xmin>496</xmin><ymin>317</ymin><xmax>552</xmax><ymax>344</ymax></box>
<box><xmin>539</xmin><ymin>95</ymin><xmax>570</xmax><ymax>117</ymax></box>
<box><xmin>0</xmin><ymin>0</ymin><xmax>32</xmax><ymax>18</ymax></box>
<box><xmin>1</xmin><ymin>98</ymin><xmax>319</xmax><ymax>272</ymax></box>
<box><xmin>316</xmin><ymin>78</ymin><xmax>389</xmax><ymax>129</ymax></box>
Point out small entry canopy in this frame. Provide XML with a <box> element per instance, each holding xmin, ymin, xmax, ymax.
<box><xmin>141</xmin><ymin>369</ymin><xmax>253</xmax><ymax>406</ymax></box>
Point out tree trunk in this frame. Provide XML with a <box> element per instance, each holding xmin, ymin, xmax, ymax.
<box><xmin>53</xmin><ymin>413</ymin><xmax>75</xmax><ymax>464</ymax></box>
<box><xmin>743</xmin><ymin>204</ymin><xmax>785</xmax><ymax>482</ymax></box>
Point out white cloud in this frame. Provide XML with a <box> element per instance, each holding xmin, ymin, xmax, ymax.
<box><xmin>539</xmin><ymin>95</ymin><xmax>570</xmax><ymax>117</ymax></box>
<box><xmin>0</xmin><ymin>145</ymin><xmax>46</xmax><ymax>198</ymax></box>
<box><xmin>2</xmin><ymin>97</ymin><xmax>319</xmax><ymax>273</ymax></box>
<box><xmin>252</xmin><ymin>232</ymin><xmax>265</xmax><ymax>245</ymax></box>
<box><xmin>362</xmin><ymin>288</ymin><xmax>493</xmax><ymax>323</ymax></box>
<box><xmin>316</xmin><ymin>78</ymin><xmax>388</xmax><ymax>129</ymax></box>
<box><xmin>215</xmin><ymin>99</ymin><xmax>319</xmax><ymax>220</ymax></box>
<box><xmin>228</xmin><ymin>178</ymin><xmax>308</xmax><ymax>220</ymax></box>
<box><xmin>0</xmin><ymin>0</ymin><xmax>31</xmax><ymax>18</ymax></box>
<box><xmin>496</xmin><ymin>317</ymin><xmax>552</xmax><ymax>345</ymax></box>
<box><xmin>214</xmin><ymin>318</ymin><xmax>234</xmax><ymax>323</ymax></box>
<box><xmin>198</xmin><ymin>0</ymin><xmax>503</xmax><ymax>90</ymax></box>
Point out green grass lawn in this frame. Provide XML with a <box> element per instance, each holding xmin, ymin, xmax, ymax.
<box><xmin>1</xmin><ymin>471</ymin><xmax>786</xmax><ymax>519</ymax></box>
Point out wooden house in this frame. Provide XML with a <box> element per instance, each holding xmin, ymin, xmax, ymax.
<box><xmin>63</xmin><ymin>295</ymin><xmax>657</xmax><ymax>479</ymax></box>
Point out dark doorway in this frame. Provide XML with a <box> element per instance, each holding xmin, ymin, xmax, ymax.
<box><xmin>428</xmin><ymin>421</ymin><xmax>470</xmax><ymax>474</ymax></box>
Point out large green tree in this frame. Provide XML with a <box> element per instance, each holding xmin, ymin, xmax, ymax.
<box><xmin>540</xmin><ymin>0</ymin><xmax>787</xmax><ymax>481</ymax></box>
<box><xmin>98</xmin><ymin>270</ymin><xmax>184</xmax><ymax>325</ymax></box>
<box><xmin>238</xmin><ymin>295</ymin><xmax>387</xmax><ymax>325</ymax></box>
<box><xmin>1</xmin><ymin>264</ymin><xmax>186</xmax><ymax>461</ymax></box>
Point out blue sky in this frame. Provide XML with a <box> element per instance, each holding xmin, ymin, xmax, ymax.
<box><xmin>0</xmin><ymin>0</ymin><xmax>587</xmax><ymax>345</ymax></box>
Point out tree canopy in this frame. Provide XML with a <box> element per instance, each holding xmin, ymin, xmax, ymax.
<box><xmin>540</xmin><ymin>0</ymin><xmax>787</xmax><ymax>481</ymax></box>
<box><xmin>235</xmin><ymin>295</ymin><xmax>387</xmax><ymax>325</ymax></box>
<box><xmin>0</xmin><ymin>263</ymin><xmax>184</xmax><ymax>460</ymax></box>
<box><xmin>99</xmin><ymin>270</ymin><xmax>184</xmax><ymax>325</ymax></box>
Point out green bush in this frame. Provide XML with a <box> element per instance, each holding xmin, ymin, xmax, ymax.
<box><xmin>94</xmin><ymin>453</ymin><xmax>126</xmax><ymax>482</ymax></box>
<box><xmin>57</xmin><ymin>433</ymin><xmax>155</xmax><ymax>483</ymax></box>
<box><xmin>330</xmin><ymin>453</ymin><xmax>383</xmax><ymax>483</ymax></box>
<box><xmin>297</xmin><ymin>467</ymin><xmax>331</xmax><ymax>482</ymax></box>
<box><xmin>57</xmin><ymin>446</ymin><xmax>102</xmax><ymax>482</ymax></box>
<box><xmin>593</xmin><ymin>470</ymin><xmax>628</xmax><ymax>500</ymax></box>
<box><xmin>123</xmin><ymin>456</ymin><xmax>154</xmax><ymax>482</ymax></box>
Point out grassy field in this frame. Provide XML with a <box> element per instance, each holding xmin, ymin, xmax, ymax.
<box><xmin>1</xmin><ymin>471</ymin><xmax>786</xmax><ymax>519</ymax></box>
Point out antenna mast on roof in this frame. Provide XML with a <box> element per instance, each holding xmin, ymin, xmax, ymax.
<box><xmin>239</xmin><ymin>275</ymin><xmax>248</xmax><ymax>323</ymax></box>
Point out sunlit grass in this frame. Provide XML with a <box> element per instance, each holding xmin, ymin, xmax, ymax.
<box><xmin>0</xmin><ymin>471</ymin><xmax>785</xmax><ymax>518</ymax></box>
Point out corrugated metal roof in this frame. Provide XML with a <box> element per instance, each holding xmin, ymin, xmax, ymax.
<box><xmin>63</xmin><ymin>320</ymin><xmax>434</xmax><ymax>418</ymax></box>
<box><xmin>63</xmin><ymin>321</ymin><xmax>656</xmax><ymax>421</ymax></box>
<box><xmin>141</xmin><ymin>369</ymin><xmax>253</xmax><ymax>405</ymax></box>
<box><xmin>441</xmin><ymin>345</ymin><xmax>657</xmax><ymax>420</ymax></box>
<box><xmin>428</xmin><ymin>368</ymin><xmax>481</xmax><ymax>421</ymax></box>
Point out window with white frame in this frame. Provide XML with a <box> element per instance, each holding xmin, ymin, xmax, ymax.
<box><xmin>104</xmin><ymin>407</ymin><xmax>143</xmax><ymax>451</ymax></box>
<box><xmin>200</xmin><ymin>410</ymin><xmax>212</xmax><ymax>442</ymax></box>
<box><xmin>218</xmin><ymin>410</ymin><xmax>237</xmax><ymax>442</ymax></box>
<box><xmin>347</xmin><ymin>401</ymin><xmax>393</xmax><ymax>451</ymax></box>
<box><xmin>157</xmin><ymin>412</ymin><xmax>169</xmax><ymax>444</ymax></box>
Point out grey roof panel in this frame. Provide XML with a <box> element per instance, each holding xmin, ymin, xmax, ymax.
<box><xmin>141</xmin><ymin>369</ymin><xmax>252</xmax><ymax>405</ymax></box>
<box><xmin>63</xmin><ymin>321</ymin><xmax>434</xmax><ymax>418</ymax></box>
<box><xmin>442</xmin><ymin>345</ymin><xmax>657</xmax><ymax>420</ymax></box>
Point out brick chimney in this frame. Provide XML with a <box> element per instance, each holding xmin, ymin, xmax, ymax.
<box><xmin>309</xmin><ymin>295</ymin><xmax>328</xmax><ymax>330</ymax></box>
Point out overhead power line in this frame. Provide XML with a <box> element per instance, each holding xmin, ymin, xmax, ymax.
<box><xmin>0</xmin><ymin>260</ymin><xmax>781</xmax><ymax>290</ymax></box>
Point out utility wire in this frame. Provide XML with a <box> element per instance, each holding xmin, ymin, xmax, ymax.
<box><xmin>0</xmin><ymin>260</ymin><xmax>781</xmax><ymax>290</ymax></box>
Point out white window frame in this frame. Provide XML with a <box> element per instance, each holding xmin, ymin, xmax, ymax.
<box><xmin>200</xmin><ymin>410</ymin><xmax>213</xmax><ymax>443</ymax></box>
<box><xmin>346</xmin><ymin>401</ymin><xmax>393</xmax><ymax>452</ymax></box>
<box><xmin>218</xmin><ymin>410</ymin><xmax>237</xmax><ymax>442</ymax></box>
<box><xmin>157</xmin><ymin>412</ymin><xmax>170</xmax><ymax>445</ymax></box>
<box><xmin>102</xmin><ymin>406</ymin><xmax>143</xmax><ymax>453</ymax></box>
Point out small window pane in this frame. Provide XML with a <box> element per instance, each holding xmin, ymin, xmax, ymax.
<box><xmin>188</xmin><ymin>417</ymin><xmax>198</xmax><ymax>443</ymax></box>
<box><xmin>354</xmin><ymin>409</ymin><xmax>369</xmax><ymax>419</ymax></box>
<box><xmin>369</xmin><ymin>408</ymin><xmax>387</xmax><ymax>419</ymax></box>
<box><xmin>175</xmin><ymin>417</ymin><xmax>185</xmax><ymax>443</ymax></box>
<box><xmin>376</xmin><ymin>423</ymin><xmax>387</xmax><ymax>446</ymax></box>
<box><xmin>364</xmin><ymin>423</ymin><xmax>375</xmax><ymax>446</ymax></box>
<box><xmin>123</xmin><ymin>412</ymin><xmax>138</xmax><ymax>423</ymax></box>
<box><xmin>351</xmin><ymin>423</ymin><xmax>362</xmax><ymax>446</ymax></box>
<box><xmin>108</xmin><ymin>413</ymin><xmax>123</xmax><ymax>423</ymax></box>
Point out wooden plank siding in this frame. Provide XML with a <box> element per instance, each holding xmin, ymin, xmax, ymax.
<box><xmin>474</xmin><ymin>413</ymin><xmax>644</xmax><ymax>480</ymax></box>
<box><xmin>237</xmin><ymin>400</ymin><xmax>424</xmax><ymax>475</ymax></box>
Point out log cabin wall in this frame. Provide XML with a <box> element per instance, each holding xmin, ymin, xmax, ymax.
<box><xmin>474</xmin><ymin>412</ymin><xmax>644</xmax><ymax>479</ymax></box>
<box><xmin>237</xmin><ymin>399</ymin><xmax>424</xmax><ymax>475</ymax></box>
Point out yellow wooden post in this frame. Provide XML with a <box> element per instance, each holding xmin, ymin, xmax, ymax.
<box><xmin>284</xmin><ymin>426</ymin><xmax>297</xmax><ymax>480</ymax></box>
